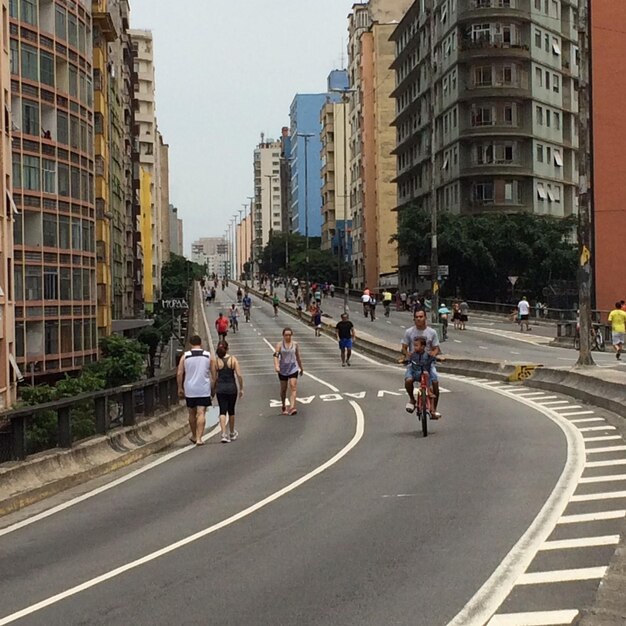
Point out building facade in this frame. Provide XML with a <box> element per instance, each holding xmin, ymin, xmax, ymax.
<box><xmin>10</xmin><ymin>0</ymin><xmax>98</xmax><ymax>380</ymax></box>
<box><xmin>391</xmin><ymin>0</ymin><xmax>579</xmax><ymax>288</ymax></box>
<box><xmin>0</xmin><ymin>0</ymin><xmax>17</xmax><ymax>406</ymax></box>
<box><xmin>168</xmin><ymin>203</ymin><xmax>182</xmax><ymax>256</ymax></box>
<box><xmin>252</xmin><ymin>136</ymin><xmax>282</xmax><ymax>269</ymax></box>
<box><xmin>348</xmin><ymin>0</ymin><xmax>410</xmax><ymax>291</ymax></box>
<box><xmin>279</xmin><ymin>126</ymin><xmax>291</xmax><ymax>235</ymax></box>
<box><xmin>156</xmin><ymin>130</ymin><xmax>169</xmax><ymax>265</ymax></box>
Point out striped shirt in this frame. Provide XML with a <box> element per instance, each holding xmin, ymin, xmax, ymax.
<box><xmin>183</xmin><ymin>349</ymin><xmax>211</xmax><ymax>398</ymax></box>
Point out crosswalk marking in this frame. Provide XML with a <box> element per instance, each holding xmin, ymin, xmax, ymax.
<box><xmin>517</xmin><ymin>566</ymin><xmax>607</xmax><ymax>584</ymax></box>
<box><xmin>583</xmin><ymin>435</ymin><xmax>622</xmax><ymax>442</ymax></box>
<box><xmin>572</xmin><ymin>417</ymin><xmax>604</xmax><ymax>423</ymax></box>
<box><xmin>488</xmin><ymin>610</ymin><xmax>579</xmax><ymax>625</ymax></box>
<box><xmin>579</xmin><ymin>425</ymin><xmax>616</xmax><ymax>432</ymax></box>
<box><xmin>586</xmin><ymin>445</ymin><xmax>626</xmax><ymax>454</ymax></box>
<box><xmin>540</xmin><ymin>535</ymin><xmax>620</xmax><ymax>550</ymax></box>
<box><xmin>571</xmin><ymin>490</ymin><xmax>626</xmax><ymax>502</ymax></box>
<box><xmin>552</xmin><ymin>405</ymin><xmax>583</xmax><ymax>411</ymax></box>
<box><xmin>586</xmin><ymin>458</ymin><xmax>626</xmax><ymax>468</ymax></box>
<box><xmin>580</xmin><ymin>474</ymin><xmax>626</xmax><ymax>484</ymax></box>
<box><xmin>558</xmin><ymin>510</ymin><xmax>625</xmax><ymax>524</ymax></box>
<box><xmin>558</xmin><ymin>410</ymin><xmax>596</xmax><ymax>417</ymax></box>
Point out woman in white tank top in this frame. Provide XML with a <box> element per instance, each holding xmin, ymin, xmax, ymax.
<box><xmin>273</xmin><ymin>327</ymin><xmax>303</xmax><ymax>415</ymax></box>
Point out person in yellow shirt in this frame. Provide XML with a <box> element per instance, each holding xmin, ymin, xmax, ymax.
<box><xmin>608</xmin><ymin>301</ymin><xmax>626</xmax><ymax>360</ymax></box>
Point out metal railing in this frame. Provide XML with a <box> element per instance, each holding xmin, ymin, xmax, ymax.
<box><xmin>0</xmin><ymin>373</ymin><xmax>180</xmax><ymax>463</ymax></box>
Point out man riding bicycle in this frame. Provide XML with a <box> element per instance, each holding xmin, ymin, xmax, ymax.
<box><xmin>242</xmin><ymin>293</ymin><xmax>252</xmax><ymax>322</ymax></box>
<box><xmin>401</xmin><ymin>310</ymin><xmax>442</xmax><ymax>418</ymax></box>
<box><xmin>229</xmin><ymin>304</ymin><xmax>239</xmax><ymax>332</ymax></box>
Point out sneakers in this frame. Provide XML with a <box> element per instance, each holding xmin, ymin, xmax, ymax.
<box><xmin>221</xmin><ymin>433</ymin><xmax>230</xmax><ymax>443</ymax></box>
<box><xmin>431</xmin><ymin>412</ymin><xmax>442</xmax><ymax>420</ymax></box>
<box><xmin>229</xmin><ymin>430</ymin><xmax>238</xmax><ymax>441</ymax></box>
<box><xmin>342</xmin><ymin>362</ymin><xmax>346</xmax><ymax>367</ymax></box>
<box><xmin>405</xmin><ymin>402</ymin><xmax>416</xmax><ymax>413</ymax></box>
<box><xmin>617</xmin><ymin>351</ymin><xmax>622</xmax><ymax>361</ymax></box>
<box><xmin>346</xmin><ymin>361</ymin><xmax>351</xmax><ymax>367</ymax></box>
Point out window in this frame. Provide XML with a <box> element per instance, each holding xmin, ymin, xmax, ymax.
<box><xmin>554</xmin><ymin>185</ymin><xmax>561</xmax><ymax>202</ymax></box>
<box><xmin>60</xmin><ymin>268</ymin><xmax>71</xmax><ymax>300</ymax></box>
<box><xmin>534</xmin><ymin>29</ymin><xmax>541</xmax><ymax>48</ymax></box>
<box><xmin>552</xmin><ymin>39</ymin><xmax>561</xmax><ymax>55</ymax></box>
<box><xmin>10</xmin><ymin>39</ymin><xmax>18</xmax><ymax>75</ymax></box>
<box><xmin>536</xmin><ymin>144</ymin><xmax>544</xmax><ymax>162</ymax></box>
<box><xmin>474</xmin><ymin>66</ymin><xmax>492</xmax><ymax>87</ymax></box>
<box><xmin>23</xmin><ymin>155</ymin><xmax>40</xmax><ymax>191</ymax></box>
<box><xmin>554</xmin><ymin>112</ymin><xmax>560</xmax><ymax>130</ymax></box>
<box><xmin>12</xmin><ymin>153</ymin><xmax>21</xmax><ymax>188</ymax></box>
<box><xmin>45</xmin><ymin>321</ymin><xmax>59</xmax><ymax>354</ymax></box>
<box><xmin>43</xmin><ymin>214</ymin><xmax>57</xmax><ymax>247</ymax></box>
<box><xmin>545</xmin><ymin>71</ymin><xmax>550</xmax><ymax>89</ymax></box>
<box><xmin>20</xmin><ymin>0</ymin><xmax>36</xmax><ymax>25</ymax></box>
<box><xmin>73</xmin><ymin>321</ymin><xmax>83</xmax><ymax>351</ymax></box>
<box><xmin>472</xmin><ymin>182</ymin><xmax>494</xmax><ymax>204</ymax></box>
<box><xmin>497</xmin><ymin>65</ymin><xmax>513</xmax><ymax>85</ymax></box>
<box><xmin>547</xmin><ymin>185</ymin><xmax>556</xmax><ymax>202</ymax></box>
<box><xmin>22</xmin><ymin>100</ymin><xmax>39</xmax><ymax>136</ymax></box>
<box><xmin>504</xmin><ymin>181</ymin><xmax>514</xmax><ymax>202</ymax></box>
<box><xmin>71</xmin><ymin>219</ymin><xmax>81</xmax><ymax>250</ymax></box>
<box><xmin>534</xmin><ymin>0</ymin><xmax>541</xmax><ymax>8</ymax></box>
<box><xmin>535</xmin><ymin>67</ymin><xmax>543</xmax><ymax>87</ymax></box>
<box><xmin>544</xmin><ymin>34</ymin><xmax>550</xmax><ymax>52</ymax></box>
<box><xmin>57</xmin><ymin>112</ymin><xmax>68</xmax><ymax>144</ymax></box>
<box><xmin>68</xmin><ymin>65</ymin><xmax>78</xmax><ymax>98</ymax></box>
<box><xmin>70</xmin><ymin>167</ymin><xmax>80</xmax><ymax>200</ymax></box>
<box><xmin>44</xmin><ymin>268</ymin><xmax>58</xmax><ymax>300</ymax></box>
<box><xmin>546</xmin><ymin>146</ymin><xmax>551</xmax><ymax>163</ymax></box>
<box><xmin>40</xmin><ymin>51</ymin><xmax>54</xmax><ymax>86</ymax></box>
<box><xmin>70</xmin><ymin>116</ymin><xmax>79</xmax><ymax>149</ymax></box>
<box><xmin>471</xmin><ymin>105</ymin><xmax>493</xmax><ymax>126</ymax></box>
<box><xmin>537</xmin><ymin>183</ymin><xmax>547</xmax><ymax>200</ymax></box>
<box><xmin>554</xmin><ymin>149</ymin><xmax>563</xmax><ymax>166</ymax></box>
<box><xmin>59</xmin><ymin>215</ymin><xmax>70</xmax><ymax>249</ymax></box>
<box><xmin>68</xmin><ymin>14</ymin><xmax>78</xmax><ymax>48</ymax></box>
<box><xmin>504</xmin><ymin>104</ymin><xmax>515</xmax><ymax>125</ymax></box>
<box><xmin>536</xmin><ymin>105</ymin><xmax>543</xmax><ymax>125</ymax></box>
<box><xmin>42</xmin><ymin>159</ymin><xmax>56</xmax><ymax>193</ymax></box>
<box><xmin>9</xmin><ymin>0</ymin><xmax>17</xmax><ymax>18</ymax></box>
<box><xmin>553</xmin><ymin>73</ymin><xmax>559</xmax><ymax>93</ymax></box>
<box><xmin>20</xmin><ymin>43</ymin><xmax>38</xmax><ymax>81</ymax></box>
<box><xmin>546</xmin><ymin>110</ymin><xmax>551</xmax><ymax>127</ymax></box>
<box><xmin>58</xmin><ymin>164</ymin><xmax>69</xmax><ymax>197</ymax></box>
<box><xmin>55</xmin><ymin>7</ymin><xmax>66</xmax><ymax>39</ymax></box>
<box><xmin>25</xmin><ymin>266</ymin><xmax>42</xmax><ymax>301</ymax></box>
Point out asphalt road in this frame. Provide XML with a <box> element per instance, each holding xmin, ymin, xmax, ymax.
<box><xmin>307</xmin><ymin>291</ymin><xmax>623</xmax><ymax>370</ymax></box>
<box><xmin>0</xmin><ymin>287</ymin><xmax>611</xmax><ymax>625</ymax></box>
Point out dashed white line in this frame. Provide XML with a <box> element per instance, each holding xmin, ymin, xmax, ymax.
<box><xmin>540</xmin><ymin>535</ymin><xmax>620</xmax><ymax>550</ymax></box>
<box><xmin>571</xmin><ymin>490</ymin><xmax>626</xmax><ymax>502</ymax></box>
<box><xmin>517</xmin><ymin>566</ymin><xmax>607</xmax><ymax>584</ymax></box>
<box><xmin>488</xmin><ymin>609</ymin><xmax>579</xmax><ymax>625</ymax></box>
<box><xmin>559</xmin><ymin>510</ymin><xmax>626</xmax><ymax>524</ymax></box>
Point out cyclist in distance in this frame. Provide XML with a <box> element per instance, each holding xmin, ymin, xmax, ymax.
<box><xmin>401</xmin><ymin>310</ymin><xmax>442</xmax><ymax>418</ymax></box>
<box><xmin>242</xmin><ymin>292</ymin><xmax>252</xmax><ymax>322</ymax></box>
<box><xmin>236</xmin><ymin>287</ymin><xmax>243</xmax><ymax>304</ymax></box>
<box><xmin>229</xmin><ymin>303</ymin><xmax>239</xmax><ymax>333</ymax></box>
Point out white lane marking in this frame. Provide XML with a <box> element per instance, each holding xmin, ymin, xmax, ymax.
<box><xmin>540</xmin><ymin>535</ymin><xmax>620</xmax><ymax>550</ymax></box>
<box><xmin>447</xmin><ymin>377</ymin><xmax>584</xmax><ymax>626</ymax></box>
<box><xmin>507</xmin><ymin>391</ymin><xmax>552</xmax><ymax>397</ymax></box>
<box><xmin>531</xmin><ymin>396</ymin><xmax>559</xmax><ymax>402</ymax></box>
<box><xmin>584</xmin><ymin>435</ymin><xmax>622</xmax><ymax>442</ymax></box>
<box><xmin>0</xmin><ymin>420</ymin><xmax>222</xmax><ymax>538</ymax></box>
<box><xmin>580</xmin><ymin>426</ymin><xmax>616</xmax><ymax>432</ymax></box>
<box><xmin>559</xmin><ymin>510</ymin><xmax>625</xmax><ymax>524</ymax></box>
<box><xmin>573</xmin><ymin>418</ymin><xmax>604</xmax><ymax>423</ymax></box>
<box><xmin>552</xmin><ymin>405</ymin><xmax>583</xmax><ymax>411</ymax></box>
<box><xmin>586</xmin><ymin>445</ymin><xmax>626</xmax><ymax>454</ymax></box>
<box><xmin>0</xmin><ymin>401</ymin><xmax>366</xmax><ymax>625</ymax></box>
<box><xmin>517</xmin><ymin>566</ymin><xmax>606</xmax><ymax>585</ymax></box>
<box><xmin>580</xmin><ymin>474</ymin><xmax>626</xmax><ymax>484</ymax></box>
<box><xmin>454</xmin><ymin>339</ymin><xmax>462</xmax><ymax>343</ymax></box>
<box><xmin>571</xmin><ymin>490</ymin><xmax>626</xmax><ymax>502</ymax></box>
<box><xmin>558</xmin><ymin>411</ymin><xmax>596</xmax><ymax>417</ymax></box>
<box><xmin>488</xmin><ymin>610</ymin><xmax>579</xmax><ymax>625</ymax></box>
<box><xmin>586</xmin><ymin>459</ymin><xmax>626</xmax><ymax>468</ymax></box>
<box><xmin>537</xmin><ymin>400</ymin><xmax>569</xmax><ymax>406</ymax></box>
<box><xmin>479</xmin><ymin>346</ymin><xmax>488</xmax><ymax>350</ymax></box>
<box><xmin>510</xmin><ymin>351</ymin><xmax>521</xmax><ymax>355</ymax></box>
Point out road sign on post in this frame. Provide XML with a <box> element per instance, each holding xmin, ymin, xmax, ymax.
<box><xmin>419</xmin><ymin>265</ymin><xmax>449</xmax><ymax>277</ymax></box>
<box><xmin>508</xmin><ymin>276</ymin><xmax>519</xmax><ymax>286</ymax></box>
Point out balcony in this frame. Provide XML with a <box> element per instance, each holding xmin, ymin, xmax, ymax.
<box><xmin>458</xmin><ymin>0</ymin><xmax>530</xmax><ymax>23</ymax></box>
<box><xmin>459</xmin><ymin>38</ymin><xmax>530</xmax><ymax>61</ymax></box>
<box><xmin>459</xmin><ymin>82</ymin><xmax>531</xmax><ymax>101</ymax></box>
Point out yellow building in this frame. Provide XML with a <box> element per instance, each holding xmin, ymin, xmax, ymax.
<box><xmin>92</xmin><ymin>1</ymin><xmax>118</xmax><ymax>337</ymax></box>
<box><xmin>140</xmin><ymin>167</ymin><xmax>154</xmax><ymax>311</ymax></box>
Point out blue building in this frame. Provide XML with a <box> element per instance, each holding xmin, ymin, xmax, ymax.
<box><xmin>289</xmin><ymin>70</ymin><xmax>349</xmax><ymax>237</ymax></box>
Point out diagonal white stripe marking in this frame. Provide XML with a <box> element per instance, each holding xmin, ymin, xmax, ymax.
<box><xmin>540</xmin><ymin>535</ymin><xmax>620</xmax><ymax>550</ymax></box>
<box><xmin>580</xmin><ymin>474</ymin><xmax>626</xmax><ymax>484</ymax></box>
<box><xmin>583</xmin><ymin>435</ymin><xmax>622</xmax><ymax>442</ymax></box>
<box><xmin>580</xmin><ymin>426</ymin><xmax>616</xmax><ymax>432</ymax></box>
<box><xmin>517</xmin><ymin>566</ymin><xmax>606</xmax><ymax>584</ymax></box>
<box><xmin>488</xmin><ymin>610</ymin><xmax>579</xmax><ymax>625</ymax></box>
<box><xmin>558</xmin><ymin>411</ymin><xmax>596</xmax><ymax>417</ymax></box>
<box><xmin>552</xmin><ymin>405</ymin><xmax>583</xmax><ymax>411</ymax></box>
<box><xmin>586</xmin><ymin>445</ymin><xmax>626</xmax><ymax>454</ymax></box>
<box><xmin>558</xmin><ymin>510</ymin><xmax>625</xmax><ymax>524</ymax></box>
<box><xmin>571</xmin><ymin>490</ymin><xmax>626</xmax><ymax>502</ymax></box>
<box><xmin>573</xmin><ymin>417</ymin><xmax>604</xmax><ymax>423</ymax></box>
<box><xmin>586</xmin><ymin>459</ymin><xmax>626</xmax><ymax>468</ymax></box>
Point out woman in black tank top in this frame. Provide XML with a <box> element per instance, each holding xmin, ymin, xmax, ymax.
<box><xmin>210</xmin><ymin>341</ymin><xmax>244</xmax><ymax>443</ymax></box>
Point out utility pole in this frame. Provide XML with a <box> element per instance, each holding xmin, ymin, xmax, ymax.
<box><xmin>247</xmin><ymin>195</ymin><xmax>255</xmax><ymax>286</ymax></box>
<box><xmin>240</xmin><ymin>205</ymin><xmax>247</xmax><ymax>284</ymax></box>
<box><xmin>576</xmin><ymin>0</ymin><xmax>594</xmax><ymax>366</ymax></box>
<box><xmin>429</xmin><ymin>2</ymin><xmax>439</xmax><ymax>325</ymax></box>
<box><xmin>265</xmin><ymin>174</ymin><xmax>277</xmax><ymax>289</ymax></box>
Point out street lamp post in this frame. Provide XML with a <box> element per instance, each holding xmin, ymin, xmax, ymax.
<box><xmin>237</xmin><ymin>208</ymin><xmax>244</xmax><ymax>281</ymax></box>
<box><xmin>247</xmin><ymin>195</ymin><xmax>255</xmax><ymax>287</ymax></box>
<box><xmin>297</xmin><ymin>132</ymin><xmax>315</xmax><ymax>302</ymax></box>
<box><xmin>264</xmin><ymin>174</ymin><xmax>278</xmax><ymax>293</ymax></box>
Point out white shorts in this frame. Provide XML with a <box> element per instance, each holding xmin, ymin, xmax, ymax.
<box><xmin>612</xmin><ymin>332</ymin><xmax>625</xmax><ymax>346</ymax></box>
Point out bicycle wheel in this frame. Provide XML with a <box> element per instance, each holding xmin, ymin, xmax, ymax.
<box><xmin>595</xmin><ymin>329</ymin><xmax>606</xmax><ymax>352</ymax></box>
<box><xmin>420</xmin><ymin>388</ymin><xmax>428</xmax><ymax>437</ymax></box>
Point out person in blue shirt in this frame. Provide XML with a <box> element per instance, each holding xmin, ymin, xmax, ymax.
<box><xmin>242</xmin><ymin>294</ymin><xmax>252</xmax><ymax>322</ymax></box>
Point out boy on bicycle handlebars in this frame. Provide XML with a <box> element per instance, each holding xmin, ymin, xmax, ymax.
<box><xmin>401</xmin><ymin>311</ymin><xmax>442</xmax><ymax>418</ymax></box>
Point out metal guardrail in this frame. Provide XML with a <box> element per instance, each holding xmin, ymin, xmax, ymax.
<box><xmin>0</xmin><ymin>373</ymin><xmax>180</xmax><ymax>463</ymax></box>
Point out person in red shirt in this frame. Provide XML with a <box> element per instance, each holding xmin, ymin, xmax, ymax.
<box><xmin>215</xmin><ymin>313</ymin><xmax>229</xmax><ymax>342</ymax></box>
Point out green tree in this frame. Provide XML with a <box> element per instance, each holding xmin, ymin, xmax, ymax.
<box><xmin>98</xmin><ymin>334</ymin><xmax>147</xmax><ymax>387</ymax></box>
<box><xmin>138</xmin><ymin>327</ymin><xmax>162</xmax><ymax>378</ymax></box>
<box><xmin>161</xmin><ymin>253</ymin><xmax>205</xmax><ymax>300</ymax></box>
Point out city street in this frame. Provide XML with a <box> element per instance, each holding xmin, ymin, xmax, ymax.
<box><xmin>0</xmin><ymin>288</ymin><xmax>624</xmax><ymax>625</ymax></box>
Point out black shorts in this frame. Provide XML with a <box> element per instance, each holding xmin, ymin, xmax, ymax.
<box><xmin>278</xmin><ymin>372</ymin><xmax>299</xmax><ymax>381</ymax></box>
<box><xmin>460</xmin><ymin>314</ymin><xmax>468</xmax><ymax>322</ymax></box>
<box><xmin>185</xmin><ymin>396</ymin><xmax>211</xmax><ymax>409</ymax></box>
<box><xmin>217</xmin><ymin>393</ymin><xmax>237</xmax><ymax>415</ymax></box>
<box><xmin>520</xmin><ymin>314</ymin><xmax>529</xmax><ymax>321</ymax></box>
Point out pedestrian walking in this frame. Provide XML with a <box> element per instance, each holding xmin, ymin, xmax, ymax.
<box><xmin>608</xmin><ymin>301</ymin><xmax>626</xmax><ymax>360</ymax></box>
<box><xmin>215</xmin><ymin>313</ymin><xmax>229</xmax><ymax>342</ymax></box>
<box><xmin>336</xmin><ymin>313</ymin><xmax>355</xmax><ymax>366</ymax></box>
<box><xmin>369</xmin><ymin>295</ymin><xmax>377</xmax><ymax>321</ymax></box>
<box><xmin>211</xmin><ymin>340</ymin><xmax>243</xmax><ymax>443</ymax></box>
<box><xmin>313</xmin><ymin>304</ymin><xmax>322</xmax><ymax>337</ymax></box>
<box><xmin>459</xmin><ymin>299</ymin><xmax>469</xmax><ymax>331</ymax></box>
<box><xmin>517</xmin><ymin>296</ymin><xmax>531</xmax><ymax>332</ymax></box>
<box><xmin>273</xmin><ymin>328</ymin><xmax>303</xmax><ymax>415</ymax></box>
<box><xmin>272</xmin><ymin>293</ymin><xmax>280</xmax><ymax>317</ymax></box>
<box><xmin>452</xmin><ymin>302</ymin><xmax>461</xmax><ymax>330</ymax></box>
<box><xmin>361</xmin><ymin>290</ymin><xmax>371</xmax><ymax>318</ymax></box>
<box><xmin>329</xmin><ymin>283</ymin><xmax>335</xmax><ymax>298</ymax></box>
<box><xmin>176</xmin><ymin>335</ymin><xmax>211</xmax><ymax>446</ymax></box>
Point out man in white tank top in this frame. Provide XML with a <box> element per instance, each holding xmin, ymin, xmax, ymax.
<box><xmin>177</xmin><ymin>335</ymin><xmax>211</xmax><ymax>446</ymax></box>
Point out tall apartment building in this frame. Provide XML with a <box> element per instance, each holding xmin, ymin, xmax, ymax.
<box><xmin>10</xmin><ymin>0</ymin><xmax>98</xmax><ymax>380</ymax></box>
<box><xmin>279</xmin><ymin>126</ymin><xmax>291</xmax><ymax>235</ymax></box>
<box><xmin>168</xmin><ymin>203</ymin><xmax>183</xmax><ymax>256</ymax></box>
<box><xmin>92</xmin><ymin>0</ymin><xmax>116</xmax><ymax>338</ymax></box>
<box><xmin>391</xmin><ymin>0</ymin><xmax>579</xmax><ymax>287</ymax></box>
<box><xmin>107</xmin><ymin>0</ymin><xmax>139</xmax><ymax>322</ymax></box>
<box><xmin>157</xmin><ymin>131</ymin><xmax>169</xmax><ymax>265</ymax></box>
<box><xmin>129</xmin><ymin>29</ymin><xmax>160</xmax><ymax>312</ymax></box>
<box><xmin>236</xmin><ymin>214</ymin><xmax>252</xmax><ymax>279</ymax></box>
<box><xmin>320</xmin><ymin>98</ymin><xmax>351</xmax><ymax>259</ymax></box>
<box><xmin>252</xmin><ymin>136</ymin><xmax>282</xmax><ymax>269</ymax></box>
<box><xmin>0</xmin><ymin>0</ymin><xmax>17</xmax><ymax>407</ymax></box>
<box><xmin>348</xmin><ymin>1</ymin><xmax>410</xmax><ymax>291</ymax></box>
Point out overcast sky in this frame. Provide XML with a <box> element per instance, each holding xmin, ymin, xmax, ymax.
<box><xmin>130</xmin><ymin>0</ymin><xmax>357</xmax><ymax>254</ymax></box>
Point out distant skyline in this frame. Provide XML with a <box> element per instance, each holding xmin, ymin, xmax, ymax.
<box><xmin>130</xmin><ymin>0</ymin><xmax>357</xmax><ymax>255</ymax></box>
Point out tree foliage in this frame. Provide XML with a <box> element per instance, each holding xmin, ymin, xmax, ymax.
<box><xmin>161</xmin><ymin>253</ymin><xmax>205</xmax><ymax>300</ymax></box>
<box><xmin>393</xmin><ymin>207</ymin><xmax>577</xmax><ymax>301</ymax></box>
